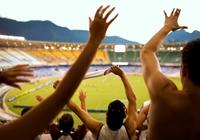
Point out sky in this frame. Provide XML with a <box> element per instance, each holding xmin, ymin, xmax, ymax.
<box><xmin>0</xmin><ymin>0</ymin><xmax>199</xmax><ymax>44</ymax></box>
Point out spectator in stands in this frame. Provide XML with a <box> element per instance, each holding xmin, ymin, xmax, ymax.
<box><xmin>49</xmin><ymin>90</ymin><xmax>90</xmax><ymax>140</ymax></box>
<box><xmin>0</xmin><ymin>64</ymin><xmax>34</xmax><ymax>89</ymax></box>
<box><xmin>67</xmin><ymin>66</ymin><xmax>137</xmax><ymax>140</ymax></box>
<box><xmin>140</xmin><ymin>8</ymin><xmax>200</xmax><ymax>140</ymax></box>
<box><xmin>50</xmin><ymin>113</ymin><xmax>74</xmax><ymax>140</ymax></box>
<box><xmin>0</xmin><ymin>5</ymin><xmax>118</xmax><ymax>140</ymax></box>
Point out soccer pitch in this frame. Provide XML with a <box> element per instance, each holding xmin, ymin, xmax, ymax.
<box><xmin>4</xmin><ymin>74</ymin><xmax>181</xmax><ymax>126</ymax></box>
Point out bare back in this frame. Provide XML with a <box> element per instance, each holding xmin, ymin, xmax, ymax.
<box><xmin>149</xmin><ymin>89</ymin><xmax>200</xmax><ymax>140</ymax></box>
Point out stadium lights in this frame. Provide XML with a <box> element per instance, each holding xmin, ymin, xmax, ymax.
<box><xmin>112</xmin><ymin>62</ymin><xmax>128</xmax><ymax>65</ymax></box>
<box><xmin>114</xmin><ymin>45</ymin><xmax>126</xmax><ymax>52</ymax></box>
<box><xmin>44</xmin><ymin>46</ymin><xmax>49</xmax><ymax>50</ymax></box>
<box><xmin>167</xmin><ymin>47</ymin><xmax>177</xmax><ymax>51</ymax></box>
<box><xmin>60</xmin><ymin>46</ymin><xmax>67</xmax><ymax>50</ymax></box>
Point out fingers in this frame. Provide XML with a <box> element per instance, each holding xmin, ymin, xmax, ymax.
<box><xmin>165</xmin><ymin>8</ymin><xmax>181</xmax><ymax>17</ymax></box>
<box><xmin>13</xmin><ymin>64</ymin><xmax>29</xmax><ymax>69</ymax></box>
<box><xmin>7</xmin><ymin>64</ymin><xmax>34</xmax><ymax>77</ymax></box>
<box><xmin>103</xmin><ymin>7</ymin><xmax>114</xmax><ymax>20</ymax></box>
<box><xmin>163</xmin><ymin>10</ymin><xmax>167</xmax><ymax>18</ymax></box>
<box><xmin>103</xmin><ymin>7</ymin><xmax>118</xmax><ymax>25</ymax></box>
<box><xmin>94</xmin><ymin>5</ymin><xmax>118</xmax><ymax>24</ymax></box>
<box><xmin>12</xmin><ymin>71</ymin><xmax>34</xmax><ymax>77</ymax></box>
<box><xmin>53</xmin><ymin>80</ymin><xmax>60</xmax><ymax>89</ymax></box>
<box><xmin>95</xmin><ymin>5</ymin><xmax>103</xmax><ymax>17</ymax></box>
<box><xmin>100</xmin><ymin>5</ymin><xmax>110</xmax><ymax>17</ymax></box>
<box><xmin>110</xmin><ymin>65</ymin><xmax>119</xmax><ymax>72</ymax></box>
<box><xmin>174</xmin><ymin>8</ymin><xmax>181</xmax><ymax>17</ymax></box>
<box><xmin>79</xmin><ymin>90</ymin><xmax>86</xmax><ymax>96</ymax></box>
<box><xmin>36</xmin><ymin>95</ymin><xmax>44</xmax><ymax>102</ymax></box>
<box><xmin>79</xmin><ymin>90</ymin><xmax>86</xmax><ymax>100</ymax></box>
<box><xmin>172</xmin><ymin>25</ymin><xmax>188</xmax><ymax>32</ymax></box>
<box><xmin>15</xmin><ymin>77</ymin><xmax>31</xmax><ymax>83</ymax></box>
<box><xmin>170</xmin><ymin>8</ymin><xmax>175</xmax><ymax>16</ymax></box>
<box><xmin>108</xmin><ymin>13</ymin><xmax>118</xmax><ymax>26</ymax></box>
<box><xmin>13</xmin><ymin>64</ymin><xmax>32</xmax><ymax>71</ymax></box>
<box><xmin>180</xmin><ymin>25</ymin><xmax>188</xmax><ymax>29</ymax></box>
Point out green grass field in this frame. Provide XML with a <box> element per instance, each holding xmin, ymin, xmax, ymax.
<box><xmin>4</xmin><ymin>74</ymin><xmax>181</xmax><ymax>126</ymax></box>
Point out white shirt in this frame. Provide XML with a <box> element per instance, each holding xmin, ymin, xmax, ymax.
<box><xmin>97</xmin><ymin>124</ymin><xmax>130</xmax><ymax>140</ymax></box>
<box><xmin>58</xmin><ymin>135</ymin><xmax>73</xmax><ymax>140</ymax></box>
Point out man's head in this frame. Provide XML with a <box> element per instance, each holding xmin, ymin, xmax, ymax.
<box><xmin>58</xmin><ymin>113</ymin><xmax>74</xmax><ymax>134</ymax></box>
<box><xmin>106</xmin><ymin>100</ymin><xmax>126</xmax><ymax>131</ymax></box>
<box><xmin>181</xmin><ymin>39</ymin><xmax>200</xmax><ymax>85</ymax></box>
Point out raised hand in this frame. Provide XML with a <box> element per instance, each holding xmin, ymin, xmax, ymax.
<box><xmin>110</xmin><ymin>65</ymin><xmax>125</xmax><ymax>78</ymax></box>
<box><xmin>79</xmin><ymin>90</ymin><xmax>86</xmax><ymax>102</ymax></box>
<box><xmin>79</xmin><ymin>90</ymin><xmax>87</xmax><ymax>111</ymax></box>
<box><xmin>35</xmin><ymin>95</ymin><xmax>44</xmax><ymax>102</ymax></box>
<box><xmin>53</xmin><ymin>80</ymin><xmax>60</xmax><ymax>89</ymax></box>
<box><xmin>0</xmin><ymin>64</ymin><xmax>34</xmax><ymax>89</ymax></box>
<box><xmin>89</xmin><ymin>5</ymin><xmax>118</xmax><ymax>43</ymax></box>
<box><xmin>163</xmin><ymin>8</ymin><xmax>188</xmax><ymax>31</ymax></box>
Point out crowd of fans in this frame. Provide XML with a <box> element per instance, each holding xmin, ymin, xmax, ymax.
<box><xmin>0</xmin><ymin>5</ymin><xmax>200</xmax><ymax>140</ymax></box>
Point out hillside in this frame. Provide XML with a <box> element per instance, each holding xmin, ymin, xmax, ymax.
<box><xmin>0</xmin><ymin>17</ymin><xmax>138</xmax><ymax>44</ymax></box>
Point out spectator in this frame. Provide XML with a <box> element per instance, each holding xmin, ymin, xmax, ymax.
<box><xmin>0</xmin><ymin>5</ymin><xmax>118</xmax><ymax>140</ymax></box>
<box><xmin>49</xmin><ymin>90</ymin><xmax>89</xmax><ymax>140</ymax></box>
<box><xmin>51</xmin><ymin>113</ymin><xmax>74</xmax><ymax>140</ymax></box>
<box><xmin>67</xmin><ymin>66</ymin><xmax>137</xmax><ymax>140</ymax></box>
<box><xmin>139</xmin><ymin>8</ymin><xmax>200</xmax><ymax>140</ymax></box>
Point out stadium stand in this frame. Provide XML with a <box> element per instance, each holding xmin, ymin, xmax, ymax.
<box><xmin>0</xmin><ymin>37</ymin><xmax>185</xmax><ymax>79</ymax></box>
<box><xmin>0</xmin><ymin>37</ymin><xmax>186</xmax><ymax>68</ymax></box>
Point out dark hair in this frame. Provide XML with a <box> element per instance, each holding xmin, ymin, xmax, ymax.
<box><xmin>182</xmin><ymin>39</ymin><xmax>200</xmax><ymax>85</ymax></box>
<box><xmin>58</xmin><ymin>113</ymin><xmax>74</xmax><ymax>134</ymax></box>
<box><xmin>106</xmin><ymin>100</ymin><xmax>126</xmax><ymax>131</ymax></box>
<box><xmin>21</xmin><ymin>107</ymin><xmax>32</xmax><ymax>116</ymax></box>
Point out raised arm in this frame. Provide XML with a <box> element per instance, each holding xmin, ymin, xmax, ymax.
<box><xmin>140</xmin><ymin>9</ymin><xmax>187</xmax><ymax>99</ymax></box>
<box><xmin>137</xmin><ymin>103</ymin><xmax>150</xmax><ymax>129</ymax></box>
<box><xmin>110</xmin><ymin>66</ymin><xmax>137</xmax><ymax>137</ymax></box>
<box><xmin>0</xmin><ymin>5</ymin><xmax>118</xmax><ymax>140</ymax></box>
<box><xmin>67</xmin><ymin>101</ymin><xmax>102</xmax><ymax>137</ymax></box>
<box><xmin>79</xmin><ymin>90</ymin><xmax>87</xmax><ymax>111</ymax></box>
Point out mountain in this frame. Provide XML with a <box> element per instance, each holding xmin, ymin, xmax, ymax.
<box><xmin>165</xmin><ymin>29</ymin><xmax>200</xmax><ymax>43</ymax></box>
<box><xmin>0</xmin><ymin>17</ymin><xmax>138</xmax><ymax>44</ymax></box>
<box><xmin>72</xmin><ymin>30</ymin><xmax>138</xmax><ymax>44</ymax></box>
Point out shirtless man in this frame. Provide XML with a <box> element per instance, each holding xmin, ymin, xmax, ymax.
<box><xmin>140</xmin><ymin>8</ymin><xmax>200</xmax><ymax>140</ymax></box>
